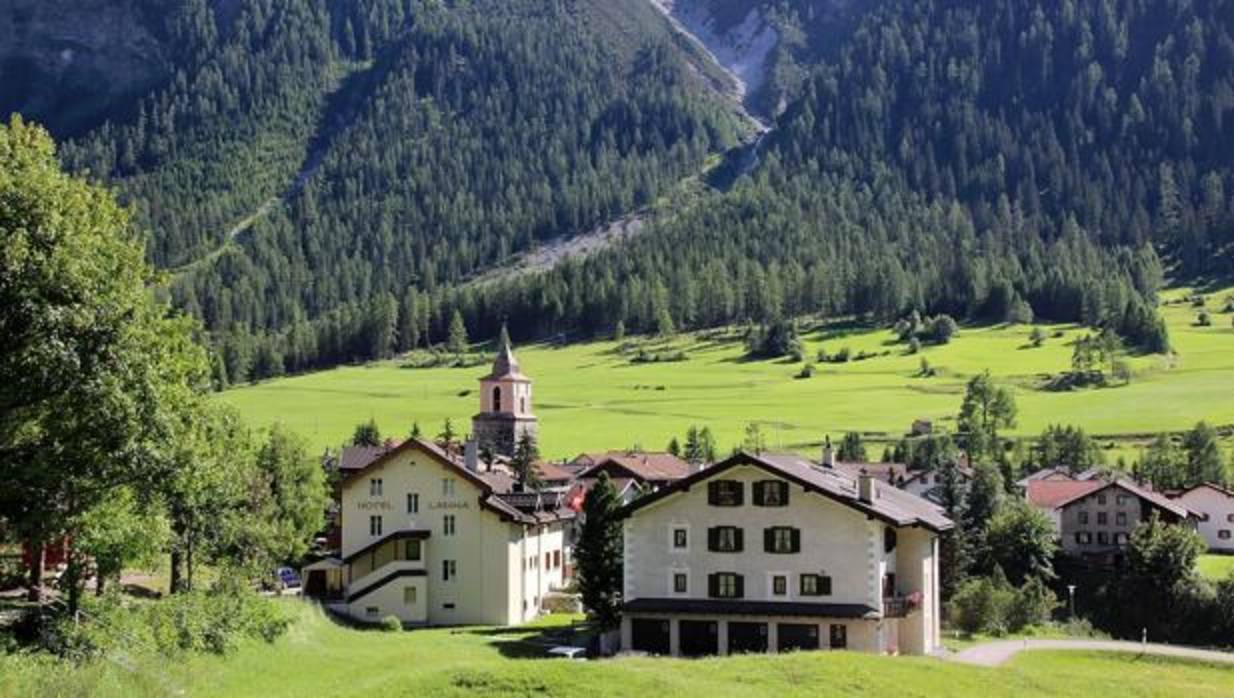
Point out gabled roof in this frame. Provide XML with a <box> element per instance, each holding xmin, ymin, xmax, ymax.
<box><xmin>338</xmin><ymin>438</ymin><xmax>570</xmax><ymax>525</ymax></box>
<box><xmin>535</xmin><ymin>461</ymin><xmax>577</xmax><ymax>483</ymax></box>
<box><xmin>1016</xmin><ymin>467</ymin><xmax>1076</xmax><ymax>487</ymax></box>
<box><xmin>575</xmin><ymin>451</ymin><xmax>693</xmax><ymax>483</ymax></box>
<box><xmin>1028</xmin><ymin>478</ymin><xmax>1191</xmax><ymax>519</ymax></box>
<box><xmin>1170</xmin><ymin>482</ymin><xmax>1234</xmax><ymax>500</ymax></box>
<box><xmin>622</xmin><ymin>451</ymin><xmax>953</xmax><ymax>533</ymax></box>
<box><xmin>834</xmin><ymin>462</ymin><xmax>910</xmax><ymax>484</ymax></box>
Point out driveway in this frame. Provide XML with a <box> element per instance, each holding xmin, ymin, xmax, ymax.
<box><xmin>950</xmin><ymin>639</ymin><xmax>1234</xmax><ymax>667</ymax></box>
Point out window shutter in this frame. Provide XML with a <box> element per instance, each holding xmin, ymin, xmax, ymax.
<box><xmin>708</xmin><ymin>527</ymin><xmax>719</xmax><ymax>552</ymax></box>
<box><xmin>764</xmin><ymin>528</ymin><xmax>774</xmax><ymax>553</ymax></box>
<box><xmin>708</xmin><ymin>573</ymin><xmax>718</xmax><ymax>598</ymax></box>
<box><xmin>734</xmin><ymin>527</ymin><xmax>744</xmax><ymax>552</ymax></box>
<box><xmin>790</xmin><ymin>528</ymin><xmax>801</xmax><ymax>553</ymax></box>
<box><xmin>821</xmin><ymin>576</ymin><xmax>832</xmax><ymax>595</ymax></box>
<box><xmin>734</xmin><ymin>482</ymin><xmax>744</xmax><ymax>506</ymax></box>
<box><xmin>707</xmin><ymin>481</ymin><xmax>719</xmax><ymax>505</ymax></box>
<box><xmin>734</xmin><ymin>574</ymin><xmax>744</xmax><ymax>599</ymax></box>
<box><xmin>753</xmin><ymin>481</ymin><xmax>764</xmax><ymax>506</ymax></box>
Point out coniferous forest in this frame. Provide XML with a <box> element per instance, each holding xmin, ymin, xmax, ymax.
<box><xmin>5</xmin><ymin>0</ymin><xmax>1234</xmax><ymax>383</ymax></box>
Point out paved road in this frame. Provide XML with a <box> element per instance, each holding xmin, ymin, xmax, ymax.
<box><xmin>950</xmin><ymin>639</ymin><xmax>1234</xmax><ymax>667</ymax></box>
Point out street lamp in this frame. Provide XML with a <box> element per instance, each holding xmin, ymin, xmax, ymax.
<box><xmin>1067</xmin><ymin>584</ymin><xmax>1077</xmax><ymax>619</ymax></box>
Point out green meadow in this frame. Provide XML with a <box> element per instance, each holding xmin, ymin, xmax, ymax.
<box><xmin>221</xmin><ymin>287</ymin><xmax>1234</xmax><ymax>460</ymax></box>
<box><xmin>4</xmin><ymin>604</ymin><xmax>1232</xmax><ymax>698</ymax></box>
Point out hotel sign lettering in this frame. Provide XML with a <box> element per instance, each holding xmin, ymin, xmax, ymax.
<box><xmin>430</xmin><ymin>501</ymin><xmax>470</xmax><ymax>510</ymax></box>
<box><xmin>357</xmin><ymin>500</ymin><xmax>392</xmax><ymax>511</ymax></box>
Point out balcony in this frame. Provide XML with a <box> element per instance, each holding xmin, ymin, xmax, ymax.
<box><xmin>882</xmin><ymin>592</ymin><xmax>922</xmax><ymax>618</ymax></box>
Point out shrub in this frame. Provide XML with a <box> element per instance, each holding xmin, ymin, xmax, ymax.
<box><xmin>1197</xmin><ymin>311</ymin><xmax>1212</xmax><ymax>327</ymax></box>
<box><xmin>796</xmin><ymin>363</ymin><xmax>816</xmax><ymax>380</ymax></box>
<box><xmin>950</xmin><ymin>575</ymin><xmax>1016</xmax><ymax>635</ymax></box>
<box><xmin>834</xmin><ymin>347</ymin><xmax>851</xmax><ymax>363</ymax></box>
<box><xmin>815</xmin><ymin>347</ymin><xmax>828</xmax><ymax>363</ymax></box>
<box><xmin>928</xmin><ymin>315</ymin><xmax>959</xmax><ymax>344</ymax></box>
<box><xmin>908</xmin><ymin>337</ymin><xmax>921</xmax><ymax>354</ymax></box>
<box><xmin>1029</xmin><ymin>327</ymin><xmax>1046</xmax><ymax>347</ymax></box>
<box><xmin>1007</xmin><ymin>576</ymin><xmax>1059</xmax><ymax>631</ymax></box>
<box><xmin>380</xmin><ymin>615</ymin><xmax>403</xmax><ymax>632</ymax></box>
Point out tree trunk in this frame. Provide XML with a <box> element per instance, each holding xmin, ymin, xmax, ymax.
<box><xmin>186</xmin><ymin>536</ymin><xmax>194</xmax><ymax>592</ymax></box>
<box><xmin>64</xmin><ymin>550</ymin><xmax>83</xmax><ymax>619</ymax></box>
<box><xmin>96</xmin><ymin>570</ymin><xmax>106</xmax><ymax>597</ymax></box>
<box><xmin>170</xmin><ymin>549</ymin><xmax>183</xmax><ymax>594</ymax></box>
<box><xmin>26</xmin><ymin>539</ymin><xmax>44</xmax><ymax>604</ymax></box>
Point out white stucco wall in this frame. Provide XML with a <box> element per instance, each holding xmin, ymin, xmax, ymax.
<box><xmin>1175</xmin><ymin>486</ymin><xmax>1234</xmax><ymax>552</ymax></box>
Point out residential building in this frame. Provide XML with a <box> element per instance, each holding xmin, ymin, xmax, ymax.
<box><xmin>1169</xmin><ymin>483</ymin><xmax>1234</xmax><ymax>553</ymax></box>
<box><xmin>570</xmin><ymin>451</ymin><xmax>694</xmax><ymax>505</ymax></box>
<box><xmin>1026</xmin><ymin>478</ymin><xmax>1193</xmax><ymax>563</ymax></box>
<box><xmin>620</xmin><ymin>451</ymin><xmax>952</xmax><ymax>657</ymax></box>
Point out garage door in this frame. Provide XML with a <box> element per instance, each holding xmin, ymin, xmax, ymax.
<box><xmin>679</xmin><ymin>620</ymin><xmax>719</xmax><ymax>657</ymax></box>
<box><xmin>777</xmin><ymin>623</ymin><xmax>820</xmax><ymax>653</ymax></box>
<box><xmin>630</xmin><ymin>618</ymin><xmax>671</xmax><ymax>655</ymax></box>
<box><xmin>727</xmin><ymin>622</ymin><xmax>768</xmax><ymax>654</ymax></box>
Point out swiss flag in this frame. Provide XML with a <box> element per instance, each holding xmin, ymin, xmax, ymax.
<box><xmin>567</xmin><ymin>486</ymin><xmax>586</xmax><ymax>512</ymax></box>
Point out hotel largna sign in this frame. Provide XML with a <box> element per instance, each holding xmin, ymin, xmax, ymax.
<box><xmin>429</xmin><ymin>501</ymin><xmax>471</xmax><ymax>510</ymax></box>
<box><xmin>356</xmin><ymin>500</ymin><xmax>393</xmax><ymax>511</ymax></box>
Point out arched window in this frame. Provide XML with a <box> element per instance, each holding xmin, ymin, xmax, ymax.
<box><xmin>492</xmin><ymin>386</ymin><xmax>502</xmax><ymax>412</ymax></box>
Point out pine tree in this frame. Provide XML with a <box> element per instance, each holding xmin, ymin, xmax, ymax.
<box><xmin>351</xmin><ymin>418</ymin><xmax>382</xmax><ymax>447</ymax></box>
<box><xmin>575</xmin><ymin>472</ymin><xmax>624</xmax><ymax>629</ymax></box>
<box><xmin>447</xmin><ymin>310</ymin><xmax>469</xmax><ymax>356</ymax></box>
<box><xmin>511</xmin><ymin>432</ymin><xmax>542</xmax><ymax>490</ymax></box>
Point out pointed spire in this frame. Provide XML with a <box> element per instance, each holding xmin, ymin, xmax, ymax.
<box><xmin>484</xmin><ymin>322</ymin><xmax>526</xmax><ymax>380</ymax></box>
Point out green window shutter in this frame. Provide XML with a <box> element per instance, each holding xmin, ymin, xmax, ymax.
<box><xmin>734</xmin><ymin>574</ymin><xmax>744</xmax><ymax>599</ymax></box>
<box><xmin>708</xmin><ymin>527</ymin><xmax>719</xmax><ymax>552</ymax></box>
<box><xmin>752</xmin><ymin>481</ymin><xmax>764</xmax><ymax>506</ymax></box>
<box><xmin>708</xmin><ymin>573</ymin><xmax>718</xmax><ymax>598</ymax></box>
<box><xmin>821</xmin><ymin>575</ymin><xmax>832</xmax><ymax>595</ymax></box>
<box><xmin>734</xmin><ymin>482</ymin><xmax>744</xmax><ymax>506</ymax></box>
<box><xmin>764</xmin><ymin>528</ymin><xmax>774</xmax><ymax>553</ymax></box>
<box><xmin>779</xmin><ymin>482</ymin><xmax>789</xmax><ymax>506</ymax></box>
<box><xmin>707</xmin><ymin>481</ymin><xmax>719</xmax><ymax>505</ymax></box>
<box><xmin>734</xmin><ymin>527</ymin><xmax>744</xmax><ymax>552</ymax></box>
<box><xmin>790</xmin><ymin>528</ymin><xmax>801</xmax><ymax>553</ymax></box>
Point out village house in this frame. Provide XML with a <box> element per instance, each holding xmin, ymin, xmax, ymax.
<box><xmin>568</xmin><ymin>451</ymin><xmax>694</xmax><ymax>504</ymax></box>
<box><xmin>303</xmin><ymin>345</ymin><xmax>574</xmax><ymax>626</ymax></box>
<box><xmin>827</xmin><ymin>441</ymin><xmax>972</xmax><ymax>507</ymax></box>
<box><xmin>1025</xmin><ymin>478</ymin><xmax>1193</xmax><ymax>564</ymax></box>
<box><xmin>1168</xmin><ymin>483</ymin><xmax>1234</xmax><ymax>553</ymax></box>
<box><xmin>619</xmin><ymin>451</ymin><xmax>951</xmax><ymax>657</ymax></box>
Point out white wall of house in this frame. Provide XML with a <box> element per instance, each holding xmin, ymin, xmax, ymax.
<box><xmin>1174</xmin><ymin>486</ymin><xmax>1234</xmax><ymax>552</ymax></box>
<box><xmin>337</xmin><ymin>447</ymin><xmax>564</xmax><ymax>626</ymax></box>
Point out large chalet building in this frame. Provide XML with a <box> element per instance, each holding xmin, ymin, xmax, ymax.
<box><xmin>619</xmin><ymin>451</ymin><xmax>952</xmax><ymax>656</ymax></box>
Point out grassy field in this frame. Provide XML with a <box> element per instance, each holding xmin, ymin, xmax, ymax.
<box><xmin>3</xmin><ymin>603</ymin><xmax>1232</xmax><ymax>698</ymax></box>
<box><xmin>221</xmin><ymin>287</ymin><xmax>1234</xmax><ymax>460</ymax></box>
<box><xmin>1199</xmin><ymin>554</ymin><xmax>1234</xmax><ymax>582</ymax></box>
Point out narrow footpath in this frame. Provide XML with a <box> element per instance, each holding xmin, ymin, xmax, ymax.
<box><xmin>949</xmin><ymin>638</ymin><xmax>1234</xmax><ymax>667</ymax></box>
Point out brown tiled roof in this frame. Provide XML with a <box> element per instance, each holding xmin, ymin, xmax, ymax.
<box><xmin>576</xmin><ymin>452</ymin><xmax>693</xmax><ymax>482</ymax></box>
<box><xmin>624</xmin><ymin>451</ymin><xmax>953</xmax><ymax>532</ymax></box>
<box><xmin>1171</xmin><ymin>482</ymin><xmax>1234</xmax><ymax>500</ymax></box>
<box><xmin>535</xmin><ymin>461</ymin><xmax>577</xmax><ymax>483</ymax></box>
<box><xmin>834</xmin><ymin>462</ymin><xmax>909</xmax><ymax>484</ymax></box>
<box><xmin>1026</xmin><ymin>480</ymin><xmax>1104</xmax><ymax>509</ymax></box>
<box><xmin>1016</xmin><ymin>467</ymin><xmax>1076</xmax><ymax>487</ymax></box>
<box><xmin>337</xmin><ymin>443</ymin><xmax>402</xmax><ymax>471</ymax></box>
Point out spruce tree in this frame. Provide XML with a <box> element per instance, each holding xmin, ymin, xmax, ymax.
<box><xmin>576</xmin><ymin>472</ymin><xmax>624</xmax><ymax>629</ymax></box>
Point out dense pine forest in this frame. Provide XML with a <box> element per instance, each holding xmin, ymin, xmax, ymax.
<box><xmin>4</xmin><ymin>0</ymin><xmax>1233</xmax><ymax>383</ymax></box>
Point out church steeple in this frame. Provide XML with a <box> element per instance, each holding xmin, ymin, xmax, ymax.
<box><xmin>472</xmin><ymin>326</ymin><xmax>538</xmax><ymax>457</ymax></box>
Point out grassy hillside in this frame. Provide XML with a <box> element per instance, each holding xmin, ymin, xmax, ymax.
<box><xmin>221</xmin><ymin>287</ymin><xmax>1234</xmax><ymax>460</ymax></box>
<box><xmin>4</xmin><ymin>603</ymin><xmax>1232</xmax><ymax>697</ymax></box>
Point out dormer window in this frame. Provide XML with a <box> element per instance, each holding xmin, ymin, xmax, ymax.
<box><xmin>707</xmin><ymin>480</ymin><xmax>743</xmax><ymax>506</ymax></box>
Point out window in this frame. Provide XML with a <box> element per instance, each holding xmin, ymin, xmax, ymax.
<box><xmin>492</xmin><ymin>386</ymin><xmax>502</xmax><ymax>411</ymax></box>
<box><xmin>754</xmin><ymin>480</ymin><xmax>789</xmax><ymax>506</ymax></box>
<box><xmin>1116</xmin><ymin>495</ymin><xmax>1129</xmax><ymax>506</ymax></box>
<box><xmin>1097</xmin><ymin>494</ymin><xmax>1107</xmax><ymax>505</ymax></box>
<box><xmin>764</xmin><ymin>527</ymin><xmax>800</xmax><ymax>554</ymax></box>
<box><xmin>1200</xmin><ymin>513</ymin><xmax>1211</xmax><ymax>522</ymax></box>
<box><xmin>1076</xmin><ymin>532</ymin><xmax>1092</xmax><ymax>544</ymax></box>
<box><xmin>709</xmin><ymin>572</ymin><xmax>743</xmax><ymax>599</ymax></box>
<box><xmin>672</xmin><ymin>527</ymin><xmax>689</xmax><ymax>550</ymax></box>
<box><xmin>553</xmin><ymin>551</ymin><xmax>561</xmax><ymax>568</ymax></box>
<box><xmin>365</xmin><ymin>606</ymin><xmax>379</xmax><ymax>618</ymax></box>
<box><xmin>545</xmin><ymin>553</ymin><xmax>551</xmax><ymax>569</ymax></box>
<box><xmin>443</xmin><ymin>515</ymin><xmax>456</xmax><ymax>536</ymax></box>
<box><xmin>1079</xmin><ymin>512</ymin><xmax>1089</xmax><ymax>525</ymax></box>
<box><xmin>407</xmin><ymin>493</ymin><xmax>419</xmax><ymax>514</ymax></box>
<box><xmin>442</xmin><ymin>560</ymin><xmax>457</xmax><ymax>581</ymax></box>
<box><xmin>1219</xmin><ymin>530</ymin><xmax>1232</xmax><ymax>540</ymax></box>
<box><xmin>1115</xmin><ymin>532</ymin><xmax>1129</xmax><ymax>545</ymax></box>
<box><xmin>800</xmin><ymin>574</ymin><xmax>831</xmax><ymax>596</ymax></box>
<box><xmin>1097</xmin><ymin>532</ymin><xmax>1109</xmax><ymax>545</ymax></box>
<box><xmin>884</xmin><ymin>527</ymin><xmax>898</xmax><ymax>553</ymax></box>
<box><xmin>829</xmin><ymin>624</ymin><xmax>847</xmax><ymax>649</ymax></box>
<box><xmin>673</xmin><ymin>573</ymin><xmax>688</xmax><ymax>594</ymax></box>
<box><xmin>405</xmin><ymin>539</ymin><xmax>422</xmax><ymax>561</ymax></box>
<box><xmin>442</xmin><ymin>478</ymin><xmax>455</xmax><ymax>496</ymax></box>
<box><xmin>1115</xmin><ymin>512</ymin><xmax>1127</xmax><ymax>526</ymax></box>
<box><xmin>370</xmin><ymin>479</ymin><xmax>383</xmax><ymax>497</ymax></box>
<box><xmin>772</xmin><ymin>575</ymin><xmax>788</xmax><ymax>596</ymax></box>
<box><xmin>520</xmin><ymin>397</ymin><xmax>527</xmax><ymax>413</ymax></box>
<box><xmin>1097</xmin><ymin>512</ymin><xmax>1108</xmax><ymax>525</ymax></box>
<box><xmin>370</xmin><ymin>515</ymin><xmax>383</xmax><ymax>537</ymax></box>
<box><xmin>707</xmin><ymin>480</ymin><xmax>743</xmax><ymax>506</ymax></box>
<box><xmin>1227</xmin><ymin>514</ymin><xmax>1234</xmax><ymax>523</ymax></box>
<box><xmin>403</xmin><ymin>586</ymin><xmax>417</xmax><ymax>605</ymax></box>
<box><xmin>708</xmin><ymin>526</ymin><xmax>743</xmax><ymax>552</ymax></box>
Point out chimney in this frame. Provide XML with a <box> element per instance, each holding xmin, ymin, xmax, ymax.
<box><xmin>822</xmin><ymin>436</ymin><xmax>835</xmax><ymax>468</ymax></box>
<box><xmin>858</xmin><ymin>468</ymin><xmax>876</xmax><ymax>503</ymax></box>
<box><xmin>464</xmin><ymin>438</ymin><xmax>479</xmax><ymax>472</ymax></box>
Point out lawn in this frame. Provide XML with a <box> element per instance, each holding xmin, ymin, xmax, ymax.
<box><xmin>1199</xmin><ymin>554</ymin><xmax>1234</xmax><ymax>582</ymax></box>
<box><xmin>220</xmin><ymin>287</ymin><xmax>1234</xmax><ymax>460</ymax></box>
<box><xmin>3</xmin><ymin>603</ymin><xmax>1232</xmax><ymax>698</ymax></box>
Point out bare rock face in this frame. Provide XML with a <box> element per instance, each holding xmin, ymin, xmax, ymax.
<box><xmin>0</xmin><ymin>0</ymin><xmax>171</xmax><ymax>135</ymax></box>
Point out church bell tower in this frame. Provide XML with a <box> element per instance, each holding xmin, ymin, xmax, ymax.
<box><xmin>471</xmin><ymin>330</ymin><xmax>538</xmax><ymax>458</ymax></box>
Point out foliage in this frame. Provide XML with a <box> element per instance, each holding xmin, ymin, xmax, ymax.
<box><xmin>950</xmin><ymin>568</ymin><xmax>1059</xmax><ymax>636</ymax></box>
<box><xmin>511</xmin><ymin>432</ymin><xmax>542</xmax><ymax>490</ymax></box>
<box><xmin>1033</xmin><ymin>425</ymin><xmax>1104</xmax><ymax>474</ymax></box>
<box><xmin>982</xmin><ymin>501</ymin><xmax>1058</xmax><ymax>585</ymax></box>
<box><xmin>745</xmin><ymin>319</ymin><xmax>801</xmax><ymax>359</ymax></box>
<box><xmin>574</xmin><ymin>473</ymin><xmax>623</xmax><ymax>629</ymax></box>
<box><xmin>351</xmin><ymin>418</ymin><xmax>382</xmax><ymax>447</ymax></box>
<box><xmin>837</xmin><ymin>432</ymin><xmax>867</xmax><ymax>463</ymax></box>
<box><xmin>957</xmin><ymin>372</ymin><xmax>1017</xmax><ymax>464</ymax></box>
<box><xmin>380</xmin><ymin>616</ymin><xmax>403</xmax><ymax>633</ymax></box>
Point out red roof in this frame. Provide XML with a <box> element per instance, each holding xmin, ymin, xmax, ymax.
<box><xmin>575</xmin><ymin>451</ymin><xmax>692</xmax><ymax>482</ymax></box>
<box><xmin>535</xmin><ymin>461</ymin><xmax>577</xmax><ymax>483</ymax></box>
<box><xmin>1026</xmin><ymin>480</ymin><xmax>1105</xmax><ymax>509</ymax></box>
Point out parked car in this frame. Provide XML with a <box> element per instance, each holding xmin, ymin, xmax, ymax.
<box><xmin>272</xmin><ymin>567</ymin><xmax>301</xmax><ymax>593</ymax></box>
